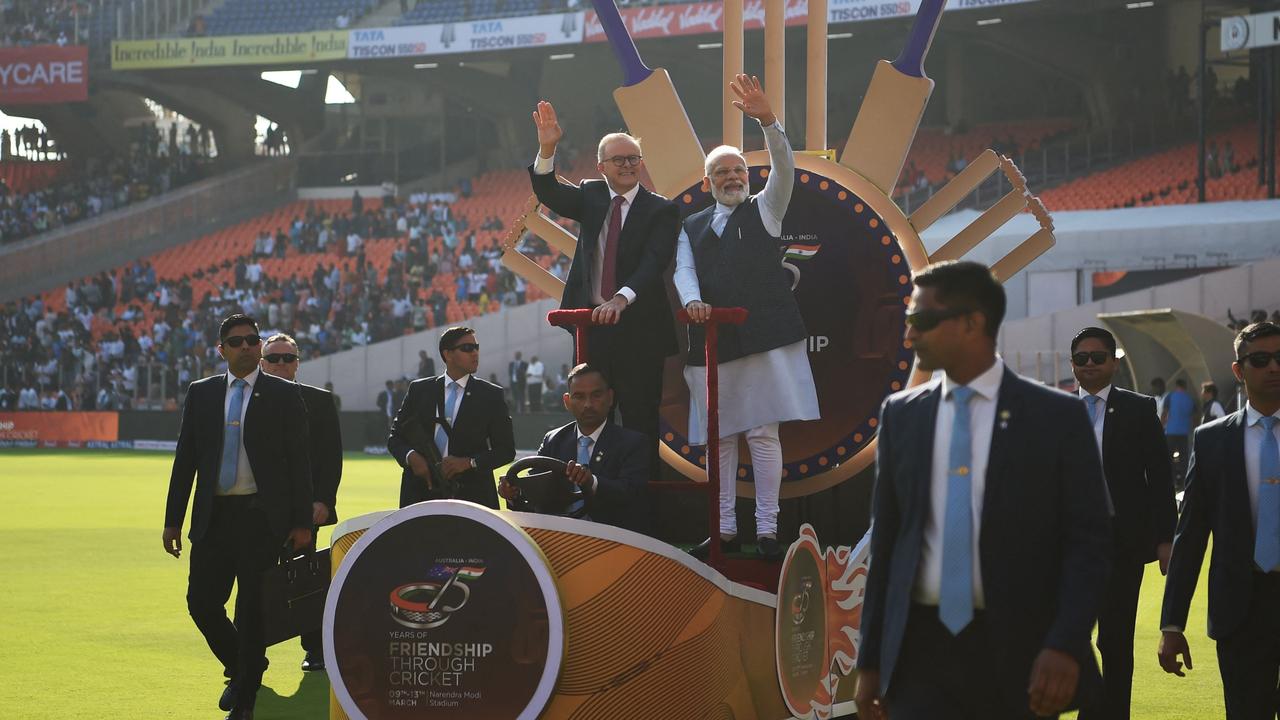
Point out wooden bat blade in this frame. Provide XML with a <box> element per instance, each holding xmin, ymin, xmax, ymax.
<box><xmin>613</xmin><ymin>69</ymin><xmax>706</xmax><ymax>198</ymax></box>
<box><xmin>840</xmin><ymin>59</ymin><xmax>933</xmax><ymax>195</ymax></box>
<box><xmin>909</xmin><ymin>150</ymin><xmax>1000</xmax><ymax>233</ymax></box>
<box><xmin>991</xmin><ymin>227</ymin><xmax>1056</xmax><ymax>282</ymax></box>
<box><xmin>929</xmin><ymin>189</ymin><xmax>1027</xmax><ymax>264</ymax></box>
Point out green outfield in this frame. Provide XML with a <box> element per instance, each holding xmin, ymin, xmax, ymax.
<box><xmin>0</xmin><ymin>450</ymin><xmax>1222</xmax><ymax>719</ymax></box>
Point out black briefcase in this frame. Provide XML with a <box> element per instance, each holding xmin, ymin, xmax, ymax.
<box><xmin>399</xmin><ymin>415</ymin><xmax>457</xmax><ymax>499</ymax></box>
<box><xmin>261</xmin><ymin>548</ymin><xmax>331</xmax><ymax>647</ymax></box>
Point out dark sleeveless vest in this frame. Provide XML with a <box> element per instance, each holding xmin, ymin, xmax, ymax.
<box><xmin>683</xmin><ymin>197</ymin><xmax>807</xmax><ymax>366</ymax></box>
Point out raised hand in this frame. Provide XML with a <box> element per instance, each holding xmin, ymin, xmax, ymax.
<box><xmin>532</xmin><ymin>100</ymin><xmax>564</xmax><ymax>155</ymax></box>
<box><xmin>729</xmin><ymin>74</ymin><xmax>776</xmax><ymax>126</ymax></box>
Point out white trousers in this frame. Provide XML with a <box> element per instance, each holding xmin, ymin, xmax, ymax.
<box><xmin>717</xmin><ymin>423</ymin><xmax>781</xmax><ymax>537</ymax></box>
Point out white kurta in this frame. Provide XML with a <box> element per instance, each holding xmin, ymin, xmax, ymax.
<box><xmin>674</xmin><ymin>121</ymin><xmax>820</xmax><ymax>445</ymax></box>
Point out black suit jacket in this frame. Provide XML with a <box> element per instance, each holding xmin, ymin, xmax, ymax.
<box><xmin>1097</xmin><ymin>386</ymin><xmax>1177</xmax><ymax>564</ymax></box>
<box><xmin>536</xmin><ymin>421</ymin><xmax>650</xmax><ymax>533</ymax></box>
<box><xmin>299</xmin><ymin>383</ymin><xmax>342</xmax><ymax>526</ymax></box>
<box><xmin>1160</xmin><ymin>410</ymin><xmax>1257</xmax><ymax>640</ymax></box>
<box><xmin>165</xmin><ymin>372</ymin><xmax>314</xmax><ymax>543</ymax></box>
<box><xmin>388</xmin><ymin>374</ymin><xmax>515</xmax><ymax>508</ymax></box>
<box><xmin>858</xmin><ymin>368</ymin><xmax>1111</xmax><ymax>712</ymax></box>
<box><xmin>528</xmin><ymin>167</ymin><xmax>680</xmax><ymax>358</ymax></box>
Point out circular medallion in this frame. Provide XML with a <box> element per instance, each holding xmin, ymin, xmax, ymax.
<box><xmin>324</xmin><ymin>501</ymin><xmax>564</xmax><ymax>719</ymax></box>
<box><xmin>775</xmin><ymin>530</ymin><xmax>829</xmax><ymax>716</ymax></box>
<box><xmin>659</xmin><ymin>152</ymin><xmax>928</xmax><ymax>497</ymax></box>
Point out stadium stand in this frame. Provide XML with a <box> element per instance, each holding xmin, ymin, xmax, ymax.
<box><xmin>0</xmin><ymin>124</ymin><xmax>211</xmax><ymax>245</ymax></box>
<box><xmin>0</xmin><ymin>174</ymin><xmax>581</xmax><ymax>410</ymax></box>
<box><xmin>895</xmin><ymin>118</ymin><xmax>1076</xmax><ymax>197</ymax></box>
<box><xmin>0</xmin><ymin>0</ymin><xmax>83</xmax><ymax>47</ymax></box>
<box><xmin>1040</xmin><ymin>121</ymin><xmax>1274</xmax><ymax>211</ymax></box>
<box><xmin>203</xmin><ymin>0</ymin><xmax>377</xmax><ymax>35</ymax></box>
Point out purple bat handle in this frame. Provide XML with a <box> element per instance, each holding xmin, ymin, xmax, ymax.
<box><xmin>891</xmin><ymin>0</ymin><xmax>946</xmax><ymax>79</ymax></box>
<box><xmin>590</xmin><ymin>0</ymin><xmax>652</xmax><ymax>86</ymax></box>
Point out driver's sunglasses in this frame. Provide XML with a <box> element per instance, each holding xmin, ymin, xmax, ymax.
<box><xmin>1071</xmin><ymin>351</ymin><xmax>1112</xmax><ymax>367</ymax></box>
<box><xmin>450</xmin><ymin>343</ymin><xmax>480</xmax><ymax>353</ymax></box>
<box><xmin>263</xmin><ymin>353</ymin><xmax>299</xmax><ymax>364</ymax></box>
<box><xmin>222</xmin><ymin>334</ymin><xmax>261</xmax><ymax>348</ymax></box>
<box><xmin>605</xmin><ymin>155</ymin><xmax>642</xmax><ymax>168</ymax></box>
<box><xmin>904</xmin><ymin>307</ymin><xmax>972</xmax><ymax>333</ymax></box>
<box><xmin>1238</xmin><ymin>350</ymin><xmax>1280</xmax><ymax>369</ymax></box>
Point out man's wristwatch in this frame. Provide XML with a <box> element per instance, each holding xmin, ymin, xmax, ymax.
<box><xmin>469</xmin><ymin>458</ymin><xmax>477</xmax><ymax>469</ymax></box>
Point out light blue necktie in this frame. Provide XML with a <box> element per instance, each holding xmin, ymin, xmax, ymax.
<box><xmin>435</xmin><ymin>381</ymin><xmax>460</xmax><ymax>456</ymax></box>
<box><xmin>940</xmin><ymin>385</ymin><xmax>977</xmax><ymax>634</ymax></box>
<box><xmin>217</xmin><ymin>378</ymin><xmax>247</xmax><ymax>493</ymax></box>
<box><xmin>577</xmin><ymin>435</ymin><xmax>592</xmax><ymax>465</ymax></box>
<box><xmin>1086</xmin><ymin>394</ymin><xmax>1101</xmax><ymax>426</ymax></box>
<box><xmin>1254</xmin><ymin>416</ymin><xmax>1280</xmax><ymax>571</ymax></box>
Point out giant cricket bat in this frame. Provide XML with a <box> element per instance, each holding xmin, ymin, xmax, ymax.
<box><xmin>591</xmin><ymin>0</ymin><xmax>705</xmax><ymax>197</ymax></box>
<box><xmin>840</xmin><ymin>0</ymin><xmax>946</xmax><ymax>196</ymax></box>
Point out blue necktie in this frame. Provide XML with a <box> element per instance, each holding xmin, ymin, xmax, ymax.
<box><xmin>217</xmin><ymin>378</ymin><xmax>247</xmax><ymax>493</ymax></box>
<box><xmin>435</xmin><ymin>381</ymin><xmax>459</xmax><ymax>456</ymax></box>
<box><xmin>577</xmin><ymin>435</ymin><xmax>592</xmax><ymax>465</ymax></box>
<box><xmin>940</xmin><ymin>386</ymin><xmax>977</xmax><ymax>634</ymax></box>
<box><xmin>1254</xmin><ymin>416</ymin><xmax>1280</xmax><ymax>571</ymax></box>
<box><xmin>1086</xmin><ymin>394</ymin><xmax>1101</xmax><ymax>426</ymax></box>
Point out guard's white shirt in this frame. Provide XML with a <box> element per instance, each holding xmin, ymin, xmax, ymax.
<box><xmin>1077</xmin><ymin>384</ymin><xmax>1112</xmax><ymax>455</ymax></box>
<box><xmin>1244</xmin><ymin>402</ymin><xmax>1280</xmax><ymax>532</ymax></box>
<box><xmin>219</xmin><ymin>367</ymin><xmax>259</xmax><ymax>496</ymax></box>
<box><xmin>913</xmin><ymin>358</ymin><xmax>1004</xmax><ymax>607</ymax></box>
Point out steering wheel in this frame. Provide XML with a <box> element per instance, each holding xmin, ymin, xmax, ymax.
<box><xmin>502</xmin><ymin>456</ymin><xmax>587</xmax><ymax>519</ymax></box>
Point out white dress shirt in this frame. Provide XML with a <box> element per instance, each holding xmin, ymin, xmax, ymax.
<box><xmin>1244</xmin><ymin>402</ymin><xmax>1280</xmax><ymax>532</ymax></box>
<box><xmin>1077</xmin><ymin>384</ymin><xmax>1112</xmax><ymax>455</ymax></box>
<box><xmin>532</xmin><ymin>153</ymin><xmax>638</xmax><ymax>305</ymax></box>
<box><xmin>914</xmin><ymin>358</ymin><xmax>1005</xmax><ymax>607</ymax></box>
<box><xmin>439</xmin><ymin>373</ymin><xmax>470</xmax><ymax>457</ymax></box>
<box><xmin>219</xmin><ymin>367</ymin><xmax>260</xmax><ymax>496</ymax></box>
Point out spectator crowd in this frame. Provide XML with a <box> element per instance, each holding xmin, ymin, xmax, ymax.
<box><xmin>0</xmin><ymin>0</ymin><xmax>85</xmax><ymax>47</ymax></box>
<box><xmin>0</xmin><ymin>188</ymin><xmax>556</xmax><ymax>411</ymax></box>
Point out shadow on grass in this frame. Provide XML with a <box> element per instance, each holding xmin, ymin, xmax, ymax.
<box><xmin>257</xmin><ymin>671</ymin><xmax>329</xmax><ymax>719</ymax></box>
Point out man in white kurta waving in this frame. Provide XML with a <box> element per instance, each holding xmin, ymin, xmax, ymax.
<box><xmin>676</xmin><ymin>74</ymin><xmax>819</xmax><ymax>562</ymax></box>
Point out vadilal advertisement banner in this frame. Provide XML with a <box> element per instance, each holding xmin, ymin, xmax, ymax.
<box><xmin>110</xmin><ymin>31</ymin><xmax>347</xmax><ymax>70</ymax></box>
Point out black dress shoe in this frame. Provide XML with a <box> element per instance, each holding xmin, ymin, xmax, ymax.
<box><xmin>301</xmin><ymin>651</ymin><xmax>325</xmax><ymax>672</ymax></box>
<box><xmin>218</xmin><ymin>680</ymin><xmax>239</xmax><ymax>712</ymax></box>
<box><xmin>757</xmin><ymin>536</ymin><xmax>784</xmax><ymax>561</ymax></box>
<box><xmin>224</xmin><ymin>709</ymin><xmax>253</xmax><ymax>720</ymax></box>
<box><xmin>689</xmin><ymin>535</ymin><xmax>741</xmax><ymax>561</ymax></box>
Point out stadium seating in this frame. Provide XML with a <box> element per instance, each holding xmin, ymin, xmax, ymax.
<box><xmin>204</xmin><ymin>0</ymin><xmax>378</xmax><ymax>36</ymax></box>
<box><xmin>894</xmin><ymin>118</ymin><xmax>1076</xmax><ymax>198</ymax></box>
<box><xmin>1040</xmin><ymin>122</ymin><xmax>1273</xmax><ymax>211</ymax></box>
<box><xmin>394</xmin><ymin>0</ymin><xmax>551</xmax><ymax>26</ymax></box>
<box><xmin>0</xmin><ymin>161</ymin><xmax>69</xmax><ymax>194</ymax></box>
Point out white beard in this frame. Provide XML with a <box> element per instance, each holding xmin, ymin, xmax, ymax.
<box><xmin>711</xmin><ymin>184</ymin><xmax>748</xmax><ymax>206</ymax></box>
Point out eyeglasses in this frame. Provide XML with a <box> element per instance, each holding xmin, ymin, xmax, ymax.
<box><xmin>449</xmin><ymin>343</ymin><xmax>480</xmax><ymax>353</ymax></box>
<box><xmin>604</xmin><ymin>155</ymin><xmax>642</xmax><ymax>167</ymax></box>
<box><xmin>1238</xmin><ymin>350</ymin><xmax>1280</xmax><ymax>369</ymax></box>
<box><xmin>1071</xmin><ymin>351</ymin><xmax>1112</xmax><ymax>367</ymax></box>
<box><xmin>904</xmin><ymin>307</ymin><xmax>973</xmax><ymax>333</ymax></box>
<box><xmin>263</xmin><ymin>353</ymin><xmax>299</xmax><ymax>364</ymax></box>
<box><xmin>222</xmin><ymin>334</ymin><xmax>261</xmax><ymax>348</ymax></box>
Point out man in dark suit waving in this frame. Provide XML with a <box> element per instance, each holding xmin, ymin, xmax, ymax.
<box><xmin>258</xmin><ymin>332</ymin><xmax>343</xmax><ymax>673</ymax></box>
<box><xmin>389</xmin><ymin>326</ymin><xmax>515</xmax><ymax>508</ymax></box>
<box><xmin>163</xmin><ymin>314</ymin><xmax>314</xmax><ymax>720</ymax></box>
<box><xmin>855</xmin><ymin>262</ymin><xmax>1112</xmax><ymax>720</ymax></box>
<box><xmin>528</xmin><ymin>101</ymin><xmax>680</xmax><ymax>468</ymax></box>
<box><xmin>1070</xmin><ymin>326</ymin><xmax>1175</xmax><ymax>720</ymax></box>
<box><xmin>500</xmin><ymin>364</ymin><xmax>651</xmax><ymax>533</ymax></box>
<box><xmin>1159</xmin><ymin>321</ymin><xmax>1280</xmax><ymax>719</ymax></box>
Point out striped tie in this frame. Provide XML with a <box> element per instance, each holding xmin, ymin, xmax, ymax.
<box><xmin>577</xmin><ymin>435</ymin><xmax>592</xmax><ymax>465</ymax></box>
